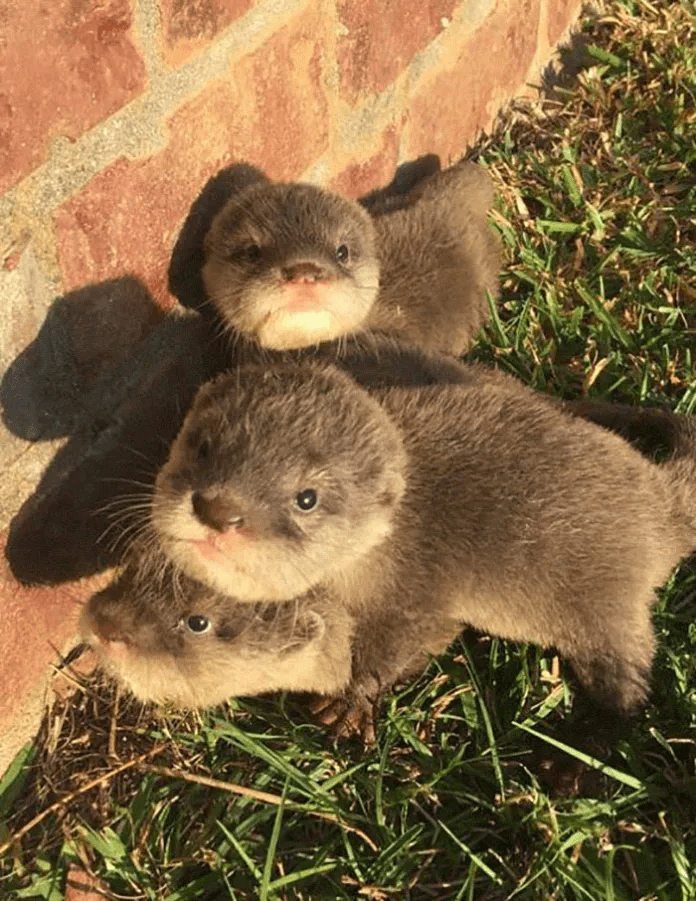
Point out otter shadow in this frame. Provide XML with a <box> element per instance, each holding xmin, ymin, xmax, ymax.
<box><xmin>1</xmin><ymin>276</ymin><xmax>164</xmax><ymax>442</ymax></box>
<box><xmin>3</xmin><ymin>277</ymin><xmax>226</xmax><ymax>586</ymax></box>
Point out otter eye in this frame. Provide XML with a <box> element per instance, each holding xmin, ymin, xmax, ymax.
<box><xmin>246</xmin><ymin>244</ymin><xmax>261</xmax><ymax>262</ymax></box>
<box><xmin>335</xmin><ymin>244</ymin><xmax>349</xmax><ymax>264</ymax></box>
<box><xmin>184</xmin><ymin>615</ymin><xmax>211</xmax><ymax>634</ymax></box>
<box><xmin>197</xmin><ymin>438</ymin><xmax>211</xmax><ymax>462</ymax></box>
<box><xmin>295</xmin><ymin>489</ymin><xmax>318</xmax><ymax>512</ymax></box>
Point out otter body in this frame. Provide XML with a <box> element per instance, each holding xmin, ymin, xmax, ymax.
<box><xmin>365</xmin><ymin>159</ymin><xmax>500</xmax><ymax>354</ymax></box>
<box><xmin>173</xmin><ymin>160</ymin><xmax>499</xmax><ymax>355</ymax></box>
<box><xmin>83</xmin><ymin>363</ymin><xmax>696</xmax><ymax>732</ymax></box>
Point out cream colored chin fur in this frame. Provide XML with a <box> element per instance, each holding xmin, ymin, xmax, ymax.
<box><xmin>161</xmin><ymin>505</ymin><xmax>397</xmax><ymax>604</ymax></box>
<box><xmin>229</xmin><ymin>263</ymin><xmax>378</xmax><ymax>347</ymax></box>
<box><xmin>252</xmin><ymin>285</ymin><xmax>375</xmax><ymax>350</ymax></box>
<box><xmin>256</xmin><ymin>309</ymin><xmax>345</xmax><ymax>350</ymax></box>
<box><xmin>95</xmin><ymin>637</ymin><xmax>351</xmax><ymax>708</ymax></box>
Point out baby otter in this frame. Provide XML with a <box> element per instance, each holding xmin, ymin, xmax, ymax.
<box><xmin>181</xmin><ymin>160</ymin><xmax>499</xmax><ymax>354</ymax></box>
<box><xmin>151</xmin><ymin>363</ymin><xmax>406</xmax><ymax>601</ymax></box>
<box><xmin>202</xmin><ymin>180</ymin><xmax>381</xmax><ymax>350</ymax></box>
<box><xmin>84</xmin><ymin>363</ymin><xmax>696</xmax><ymax>733</ymax></box>
<box><xmin>82</xmin><ymin>559</ymin><xmax>354</xmax><ymax>708</ymax></box>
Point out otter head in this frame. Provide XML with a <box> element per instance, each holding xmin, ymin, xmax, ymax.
<box><xmin>202</xmin><ymin>182</ymin><xmax>380</xmax><ymax>349</ymax></box>
<box><xmin>152</xmin><ymin>364</ymin><xmax>406</xmax><ymax>602</ymax></box>
<box><xmin>80</xmin><ymin>562</ymin><xmax>348</xmax><ymax>707</ymax></box>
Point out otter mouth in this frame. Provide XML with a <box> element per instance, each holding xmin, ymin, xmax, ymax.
<box><xmin>238</xmin><ymin>274</ymin><xmax>376</xmax><ymax>350</ymax></box>
<box><xmin>264</xmin><ymin>280</ymin><xmax>337</xmax><ymax>322</ymax></box>
<box><xmin>280</xmin><ymin>279</ymin><xmax>332</xmax><ymax>312</ymax></box>
<box><xmin>189</xmin><ymin>535</ymin><xmax>234</xmax><ymax>565</ymax></box>
<box><xmin>183</xmin><ymin>532</ymin><xmax>258</xmax><ymax>578</ymax></box>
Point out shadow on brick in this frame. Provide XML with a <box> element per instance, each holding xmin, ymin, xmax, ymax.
<box><xmin>2</xmin><ymin>278</ymin><xmax>224</xmax><ymax>586</ymax></box>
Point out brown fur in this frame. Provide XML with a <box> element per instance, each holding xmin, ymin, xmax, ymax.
<box><xmin>82</xmin><ymin>560</ymin><xmax>353</xmax><ymax>707</ymax></box>
<box><xmin>201</xmin><ymin>161</ymin><xmax>499</xmax><ymax>354</ymax></box>
<box><xmin>366</xmin><ymin>160</ymin><xmax>500</xmax><ymax>353</ymax></box>
<box><xmin>83</xmin><ymin>363</ymin><xmax>696</xmax><ymax>732</ymax></box>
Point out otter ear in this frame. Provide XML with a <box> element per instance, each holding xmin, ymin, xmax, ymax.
<box><xmin>168</xmin><ymin>163</ymin><xmax>270</xmax><ymax>310</ymax></box>
<box><xmin>379</xmin><ymin>469</ymin><xmax>406</xmax><ymax>508</ymax></box>
<box><xmin>280</xmin><ymin>610</ymin><xmax>325</xmax><ymax>655</ymax></box>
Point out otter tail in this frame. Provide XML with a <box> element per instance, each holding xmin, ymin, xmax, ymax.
<box><xmin>561</xmin><ymin>399</ymin><xmax>687</xmax><ymax>460</ymax></box>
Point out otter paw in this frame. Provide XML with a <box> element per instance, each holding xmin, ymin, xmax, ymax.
<box><xmin>311</xmin><ymin>691</ymin><xmax>379</xmax><ymax>745</ymax></box>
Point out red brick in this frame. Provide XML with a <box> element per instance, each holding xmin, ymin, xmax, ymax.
<box><xmin>407</xmin><ymin>0</ymin><xmax>541</xmax><ymax>163</ymax></box>
<box><xmin>235</xmin><ymin>7</ymin><xmax>329</xmax><ymax>175</ymax></box>
<box><xmin>329</xmin><ymin>125</ymin><xmax>401</xmax><ymax>199</ymax></box>
<box><xmin>55</xmin><ymin>7</ymin><xmax>329</xmax><ymax>300</ymax></box>
<box><xmin>161</xmin><ymin>0</ymin><xmax>256</xmax><ymax>67</ymax></box>
<box><xmin>547</xmin><ymin>0</ymin><xmax>583</xmax><ymax>48</ymax></box>
<box><xmin>0</xmin><ymin>0</ymin><xmax>146</xmax><ymax>193</ymax></box>
<box><xmin>0</xmin><ymin>535</ymin><xmax>108</xmax><ymax>763</ymax></box>
<box><xmin>337</xmin><ymin>0</ymin><xmax>457</xmax><ymax>106</ymax></box>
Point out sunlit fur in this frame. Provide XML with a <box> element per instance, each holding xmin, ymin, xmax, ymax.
<box><xmin>152</xmin><ymin>364</ymin><xmax>406</xmax><ymax>602</ymax></box>
<box><xmin>366</xmin><ymin>159</ymin><xmax>501</xmax><ymax>355</ymax></box>
<box><xmin>152</xmin><ymin>361</ymin><xmax>696</xmax><ymax>717</ymax></box>
<box><xmin>81</xmin><ymin>559</ymin><xmax>353</xmax><ymax>707</ymax></box>
<box><xmin>203</xmin><ymin>182</ymin><xmax>380</xmax><ymax>350</ymax></box>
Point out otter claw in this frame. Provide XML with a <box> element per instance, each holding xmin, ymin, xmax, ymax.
<box><xmin>310</xmin><ymin>692</ymin><xmax>378</xmax><ymax>745</ymax></box>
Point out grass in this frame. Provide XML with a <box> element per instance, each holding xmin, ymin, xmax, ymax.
<box><xmin>2</xmin><ymin>0</ymin><xmax>696</xmax><ymax>897</ymax></box>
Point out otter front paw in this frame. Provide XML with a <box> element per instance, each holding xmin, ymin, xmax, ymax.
<box><xmin>311</xmin><ymin>688</ymin><xmax>381</xmax><ymax>745</ymax></box>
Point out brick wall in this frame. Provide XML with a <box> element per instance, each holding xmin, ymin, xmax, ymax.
<box><xmin>0</xmin><ymin>0</ymin><xmax>582</xmax><ymax>773</ymax></box>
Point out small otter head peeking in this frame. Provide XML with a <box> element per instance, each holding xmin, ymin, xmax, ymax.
<box><xmin>152</xmin><ymin>364</ymin><xmax>406</xmax><ymax>602</ymax></box>
<box><xmin>202</xmin><ymin>182</ymin><xmax>380</xmax><ymax>350</ymax></box>
<box><xmin>80</xmin><ymin>562</ymin><xmax>349</xmax><ymax>707</ymax></box>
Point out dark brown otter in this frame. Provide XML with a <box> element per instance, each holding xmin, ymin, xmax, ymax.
<box><xmin>171</xmin><ymin>159</ymin><xmax>500</xmax><ymax>355</ymax></box>
<box><xmin>83</xmin><ymin>362</ymin><xmax>696</xmax><ymax>737</ymax></box>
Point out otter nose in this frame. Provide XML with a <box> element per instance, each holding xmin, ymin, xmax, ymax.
<box><xmin>191</xmin><ymin>492</ymin><xmax>245</xmax><ymax>532</ymax></box>
<box><xmin>281</xmin><ymin>261</ymin><xmax>327</xmax><ymax>282</ymax></box>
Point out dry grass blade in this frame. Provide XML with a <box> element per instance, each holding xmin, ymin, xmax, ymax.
<box><xmin>139</xmin><ymin>763</ymin><xmax>379</xmax><ymax>851</ymax></box>
<box><xmin>0</xmin><ymin>745</ymin><xmax>166</xmax><ymax>857</ymax></box>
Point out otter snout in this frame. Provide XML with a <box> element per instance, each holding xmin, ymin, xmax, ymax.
<box><xmin>192</xmin><ymin>491</ymin><xmax>245</xmax><ymax>532</ymax></box>
<box><xmin>281</xmin><ymin>260</ymin><xmax>330</xmax><ymax>283</ymax></box>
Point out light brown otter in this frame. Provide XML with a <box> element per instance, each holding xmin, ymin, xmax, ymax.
<box><xmin>365</xmin><ymin>159</ymin><xmax>500</xmax><ymax>353</ymax></box>
<box><xmin>199</xmin><ymin>161</ymin><xmax>499</xmax><ymax>354</ymax></box>
<box><xmin>83</xmin><ymin>363</ymin><xmax>696</xmax><ymax>736</ymax></box>
<box><xmin>81</xmin><ymin>561</ymin><xmax>354</xmax><ymax>708</ymax></box>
